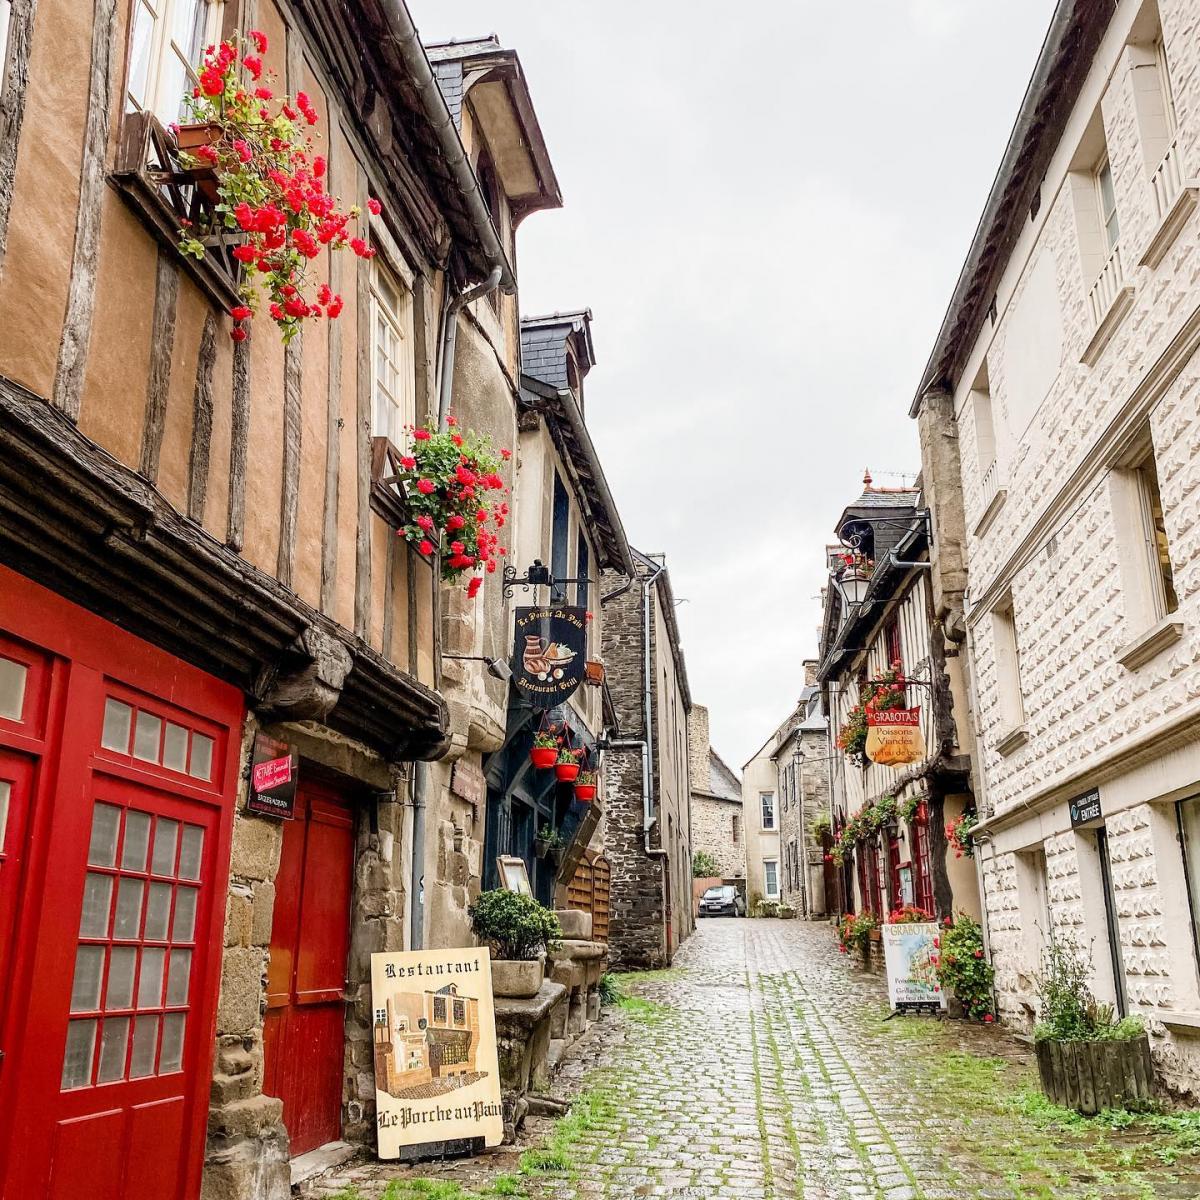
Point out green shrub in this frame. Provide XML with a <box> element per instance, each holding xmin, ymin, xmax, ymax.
<box><xmin>1033</xmin><ymin>935</ymin><xmax>1145</xmax><ymax>1042</ymax></box>
<box><xmin>469</xmin><ymin>889</ymin><xmax>561</xmax><ymax>961</ymax></box>
<box><xmin>934</xmin><ymin>913</ymin><xmax>995</xmax><ymax>1021</ymax></box>
<box><xmin>837</xmin><ymin>911</ymin><xmax>877</xmax><ymax>955</ymax></box>
<box><xmin>692</xmin><ymin>850</ymin><xmax>720</xmax><ymax>878</ymax></box>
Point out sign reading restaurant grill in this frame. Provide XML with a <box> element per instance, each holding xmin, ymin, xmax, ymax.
<box><xmin>1069</xmin><ymin>787</ymin><xmax>1102</xmax><ymax>828</ymax></box>
<box><xmin>865</xmin><ymin>707</ymin><xmax>924</xmax><ymax>767</ymax></box>
<box><xmin>511</xmin><ymin>606</ymin><xmax>587</xmax><ymax>709</ymax></box>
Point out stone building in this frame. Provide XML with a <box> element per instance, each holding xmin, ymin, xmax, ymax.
<box><xmin>774</xmin><ymin>670</ymin><xmax>834</xmax><ymax>918</ymax></box>
<box><xmin>687</xmin><ymin>704</ymin><xmax>745</xmax><ymax>882</ymax></box>
<box><xmin>0</xmin><ymin>3</ymin><xmax>569</xmax><ymax>1195</ymax></box>
<box><xmin>742</xmin><ymin>677</ymin><xmax>833</xmax><ymax>915</ymax></box>
<box><xmin>602</xmin><ymin>551</ymin><xmax>694</xmax><ymax>969</ymax></box>
<box><xmin>911</xmin><ymin>0</ymin><xmax>1200</xmax><ymax>1097</ymax></box>
<box><xmin>819</xmin><ymin>476</ymin><xmax>980</xmax><ymax>925</ymax></box>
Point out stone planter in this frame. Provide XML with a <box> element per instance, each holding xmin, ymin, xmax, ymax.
<box><xmin>1035</xmin><ymin>1033</ymin><xmax>1154</xmax><ymax>1115</ymax></box>
<box><xmin>491</xmin><ymin>957</ymin><xmax>545</xmax><ymax>999</ymax></box>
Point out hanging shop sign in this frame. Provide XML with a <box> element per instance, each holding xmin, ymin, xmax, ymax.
<box><xmin>511</xmin><ymin>606</ymin><xmax>587</xmax><ymax>709</ymax></box>
<box><xmin>882</xmin><ymin>921</ymin><xmax>946</xmax><ymax>1013</ymax></box>
<box><xmin>865</xmin><ymin>708</ymin><xmax>924</xmax><ymax>767</ymax></box>
<box><xmin>247</xmin><ymin>732</ymin><xmax>298</xmax><ymax>819</ymax></box>
<box><xmin>451</xmin><ymin>759</ymin><xmax>486</xmax><ymax>807</ymax></box>
<box><xmin>1069</xmin><ymin>787</ymin><xmax>1102</xmax><ymax>828</ymax></box>
<box><xmin>371</xmin><ymin>947</ymin><xmax>504</xmax><ymax>1154</ymax></box>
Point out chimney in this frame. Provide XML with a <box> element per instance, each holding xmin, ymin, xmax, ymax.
<box><xmin>687</xmin><ymin>704</ymin><xmax>710</xmax><ymax>789</ymax></box>
<box><xmin>803</xmin><ymin>659</ymin><xmax>819</xmax><ymax>688</ymax></box>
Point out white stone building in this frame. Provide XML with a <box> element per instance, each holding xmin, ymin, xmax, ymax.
<box><xmin>912</xmin><ymin>0</ymin><xmax>1200</xmax><ymax>1097</ymax></box>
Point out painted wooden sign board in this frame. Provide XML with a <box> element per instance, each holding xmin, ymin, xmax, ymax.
<box><xmin>882</xmin><ymin>922</ymin><xmax>946</xmax><ymax>1012</ymax></box>
<box><xmin>511</xmin><ymin>605</ymin><xmax>587</xmax><ymax>708</ymax></box>
<box><xmin>865</xmin><ymin>707</ymin><xmax>923</xmax><ymax>766</ymax></box>
<box><xmin>371</xmin><ymin>947</ymin><xmax>504</xmax><ymax>1154</ymax></box>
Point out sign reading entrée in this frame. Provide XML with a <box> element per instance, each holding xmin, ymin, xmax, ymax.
<box><xmin>1069</xmin><ymin>787</ymin><xmax>1102</xmax><ymax>828</ymax></box>
<box><xmin>882</xmin><ymin>922</ymin><xmax>946</xmax><ymax>1012</ymax></box>
<box><xmin>865</xmin><ymin>707</ymin><xmax>924</xmax><ymax>767</ymax></box>
<box><xmin>371</xmin><ymin>947</ymin><xmax>503</xmax><ymax>1154</ymax></box>
<box><xmin>511</xmin><ymin>606</ymin><xmax>587</xmax><ymax>709</ymax></box>
<box><xmin>247</xmin><ymin>732</ymin><xmax>297</xmax><ymax>819</ymax></box>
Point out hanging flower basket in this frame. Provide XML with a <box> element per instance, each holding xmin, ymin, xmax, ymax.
<box><xmin>574</xmin><ymin>770</ymin><xmax>597</xmax><ymax>802</ymax></box>
<box><xmin>530</xmin><ymin>730</ymin><xmax>558</xmax><ymax>770</ymax></box>
<box><xmin>554</xmin><ymin>750</ymin><xmax>581</xmax><ymax>783</ymax></box>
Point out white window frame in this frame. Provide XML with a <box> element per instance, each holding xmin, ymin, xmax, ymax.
<box><xmin>1155</xmin><ymin>36</ymin><xmax>1177</xmax><ymax>135</ymax></box>
<box><xmin>760</xmin><ymin>790</ymin><xmax>776</xmax><ymax>831</ymax></box>
<box><xmin>0</xmin><ymin>0</ymin><xmax>13</xmax><ymax>94</ymax></box>
<box><xmin>1134</xmin><ymin>445</ymin><xmax>1178</xmax><ymax>620</ymax></box>
<box><xmin>370</xmin><ymin>260</ymin><xmax>416</xmax><ymax>447</ymax></box>
<box><xmin>1094</xmin><ymin>156</ymin><xmax>1120</xmax><ymax>251</ymax></box>
<box><xmin>992</xmin><ymin>595</ymin><xmax>1025</xmax><ymax>732</ymax></box>
<box><xmin>125</xmin><ymin>0</ymin><xmax>224</xmax><ymax>127</ymax></box>
<box><xmin>763</xmin><ymin>859</ymin><xmax>780</xmax><ymax>900</ymax></box>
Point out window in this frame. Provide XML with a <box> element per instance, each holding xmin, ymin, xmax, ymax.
<box><xmin>731</xmin><ymin>814</ymin><xmax>741</xmax><ymax>845</ymax></box>
<box><xmin>125</xmin><ymin>0</ymin><xmax>222</xmax><ymax>127</ymax></box>
<box><xmin>432</xmin><ymin>996</ymin><xmax>447</xmax><ymax>1023</ymax></box>
<box><xmin>885</xmin><ymin>618</ymin><xmax>902</xmax><ymax>671</ymax></box>
<box><xmin>1178</xmin><ymin>798</ymin><xmax>1200</xmax><ymax>972</ymax></box>
<box><xmin>760</xmin><ymin>791</ymin><xmax>776</xmax><ymax>831</ymax></box>
<box><xmin>969</xmin><ymin>361</ymin><xmax>997</xmax><ymax>480</ymax></box>
<box><xmin>370</xmin><ymin>261</ymin><xmax>415</xmax><ymax>447</ymax></box>
<box><xmin>1155</xmin><ymin>37</ymin><xmax>1177</xmax><ymax>134</ymax></box>
<box><xmin>1135</xmin><ymin>446</ymin><xmax>1178</xmax><ymax>617</ymax></box>
<box><xmin>991</xmin><ymin>595</ymin><xmax>1025</xmax><ymax>734</ymax></box>
<box><xmin>1095</xmin><ymin>157</ymin><xmax>1120</xmax><ymax>251</ymax></box>
<box><xmin>763</xmin><ymin>859</ymin><xmax>779</xmax><ymax>900</ymax></box>
<box><xmin>0</xmin><ymin>0</ymin><xmax>12</xmax><ymax>93</ymax></box>
<box><xmin>550</xmin><ymin>473</ymin><xmax>569</xmax><ymax>603</ymax></box>
<box><xmin>913</xmin><ymin>813</ymin><xmax>935</xmax><ymax>916</ymax></box>
<box><xmin>575</xmin><ymin>535</ymin><xmax>590</xmax><ymax>610</ymax></box>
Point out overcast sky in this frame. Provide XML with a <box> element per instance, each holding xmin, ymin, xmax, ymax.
<box><xmin>411</xmin><ymin>1</ymin><xmax>1054</xmax><ymax>768</ymax></box>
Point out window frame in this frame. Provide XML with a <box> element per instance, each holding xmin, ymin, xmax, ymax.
<box><xmin>762</xmin><ymin>858</ymin><xmax>779</xmax><ymax>900</ymax></box>
<box><xmin>369</xmin><ymin>259</ymin><xmax>416</xmax><ymax>449</ymax></box>
<box><xmin>1177</xmin><ymin>796</ymin><xmax>1200</xmax><ymax>981</ymax></box>
<box><xmin>1134</xmin><ymin>444</ymin><xmax>1178</xmax><ymax>619</ymax></box>
<box><xmin>1094</xmin><ymin>156</ymin><xmax>1120</xmax><ymax>252</ymax></box>
<box><xmin>124</xmin><ymin>0</ymin><xmax>224</xmax><ymax>128</ymax></box>
<box><xmin>991</xmin><ymin>594</ymin><xmax>1025</xmax><ymax>732</ymax></box>
<box><xmin>760</xmin><ymin>790</ymin><xmax>776</xmax><ymax>832</ymax></box>
<box><xmin>1155</xmin><ymin>36</ymin><xmax>1177</xmax><ymax>135</ymax></box>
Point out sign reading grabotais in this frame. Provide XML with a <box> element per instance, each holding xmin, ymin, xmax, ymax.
<box><xmin>865</xmin><ymin>708</ymin><xmax>924</xmax><ymax>767</ymax></box>
<box><xmin>512</xmin><ymin>606</ymin><xmax>587</xmax><ymax>709</ymax></box>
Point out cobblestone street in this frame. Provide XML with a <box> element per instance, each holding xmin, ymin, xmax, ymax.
<box><xmin>320</xmin><ymin>919</ymin><xmax>1200</xmax><ymax>1200</ymax></box>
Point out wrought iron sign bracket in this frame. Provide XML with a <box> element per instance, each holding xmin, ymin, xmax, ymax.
<box><xmin>503</xmin><ymin>559</ymin><xmax>595</xmax><ymax>601</ymax></box>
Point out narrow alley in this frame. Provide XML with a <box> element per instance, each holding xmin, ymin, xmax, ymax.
<box><xmin>313</xmin><ymin>919</ymin><xmax>1200</xmax><ymax>1200</ymax></box>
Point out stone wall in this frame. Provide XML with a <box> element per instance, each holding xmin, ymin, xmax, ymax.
<box><xmin>691</xmin><ymin>794</ymin><xmax>745</xmax><ymax>879</ymax></box>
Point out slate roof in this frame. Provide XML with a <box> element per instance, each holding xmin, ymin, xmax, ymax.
<box><xmin>707</xmin><ymin>749</ymin><xmax>742</xmax><ymax>803</ymax></box>
<box><xmin>431</xmin><ymin>60</ymin><xmax>465</xmax><ymax>129</ymax></box>
<box><xmin>520</xmin><ymin>312</ymin><xmax>596</xmax><ymax>392</ymax></box>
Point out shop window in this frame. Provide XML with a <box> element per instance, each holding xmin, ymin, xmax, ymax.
<box><xmin>912</xmin><ymin>813</ymin><xmax>935</xmax><ymax>916</ymax></box>
<box><xmin>0</xmin><ymin>654</ymin><xmax>27</xmax><ymax>721</ymax></box>
<box><xmin>371</xmin><ymin>261</ymin><xmax>416</xmax><ymax>448</ymax></box>
<box><xmin>100</xmin><ymin>697</ymin><xmax>214</xmax><ymax>782</ymax></box>
<box><xmin>125</xmin><ymin>0</ymin><xmax>223</xmax><ymax>127</ymax></box>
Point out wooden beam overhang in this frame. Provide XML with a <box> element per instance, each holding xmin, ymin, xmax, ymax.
<box><xmin>0</xmin><ymin>379</ymin><xmax>449</xmax><ymax>761</ymax></box>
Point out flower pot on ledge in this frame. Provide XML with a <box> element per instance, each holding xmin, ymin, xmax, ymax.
<box><xmin>173</xmin><ymin>121</ymin><xmax>222</xmax><ymax>204</ymax></box>
<box><xmin>491</xmin><ymin>957</ymin><xmax>545</xmax><ymax>999</ymax></box>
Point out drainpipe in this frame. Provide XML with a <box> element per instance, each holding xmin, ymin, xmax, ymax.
<box><xmin>639</xmin><ymin>562</ymin><xmax>667</xmax><ymax>857</ymax></box>
<box><xmin>409</xmin><ymin>761</ymin><xmax>428</xmax><ymax>950</ymax></box>
<box><xmin>436</xmin><ymin>267</ymin><xmax>503</xmax><ymax>430</ymax></box>
<box><xmin>378</xmin><ymin>1</ymin><xmax>514</xmax><ymax>295</ymax></box>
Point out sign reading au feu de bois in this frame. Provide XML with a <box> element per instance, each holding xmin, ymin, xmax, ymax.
<box><xmin>511</xmin><ymin>606</ymin><xmax>587</xmax><ymax>709</ymax></box>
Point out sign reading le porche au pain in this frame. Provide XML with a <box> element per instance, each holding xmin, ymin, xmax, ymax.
<box><xmin>865</xmin><ymin>707</ymin><xmax>924</xmax><ymax>767</ymax></box>
<box><xmin>512</xmin><ymin>605</ymin><xmax>587</xmax><ymax>709</ymax></box>
<box><xmin>371</xmin><ymin>947</ymin><xmax>503</xmax><ymax>1154</ymax></box>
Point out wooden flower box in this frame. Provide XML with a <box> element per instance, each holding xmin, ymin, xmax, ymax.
<box><xmin>174</xmin><ymin>121</ymin><xmax>222</xmax><ymax>203</ymax></box>
<box><xmin>1035</xmin><ymin>1034</ymin><xmax>1154</xmax><ymax>1115</ymax></box>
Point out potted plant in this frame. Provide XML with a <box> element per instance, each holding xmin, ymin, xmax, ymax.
<box><xmin>1032</xmin><ymin>935</ymin><xmax>1152</xmax><ymax>1114</ymax></box>
<box><xmin>469</xmin><ymin>889</ymin><xmax>561</xmax><ymax>999</ymax></box>
<box><xmin>946</xmin><ymin>809</ymin><xmax>978</xmax><ymax>858</ymax></box>
<box><xmin>933</xmin><ymin>913</ymin><xmax>994</xmax><ymax>1021</ymax></box>
<box><xmin>811</xmin><ymin>813</ymin><xmax>832</xmax><ymax>843</ymax></box>
<box><xmin>574</xmin><ymin>769</ymin><xmax>598</xmax><ymax>802</ymax></box>
<box><xmin>837</xmin><ymin>911</ymin><xmax>878</xmax><ymax>968</ymax></box>
<box><xmin>554</xmin><ymin>748</ymin><xmax>581</xmax><ymax>783</ymax></box>
<box><xmin>530</xmin><ymin>730</ymin><xmax>558</xmax><ymax>770</ymax></box>
<box><xmin>534</xmin><ymin>824</ymin><xmax>566</xmax><ymax>867</ymax></box>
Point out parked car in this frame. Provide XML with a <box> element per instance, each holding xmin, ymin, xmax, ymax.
<box><xmin>698</xmin><ymin>884</ymin><xmax>746</xmax><ymax>917</ymax></box>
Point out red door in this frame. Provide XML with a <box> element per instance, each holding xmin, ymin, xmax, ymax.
<box><xmin>263</xmin><ymin>778</ymin><xmax>354</xmax><ymax>1156</ymax></box>
<box><xmin>0</xmin><ymin>566</ymin><xmax>243</xmax><ymax>1200</ymax></box>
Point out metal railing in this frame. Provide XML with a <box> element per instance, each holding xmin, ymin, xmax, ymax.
<box><xmin>1087</xmin><ymin>241</ymin><xmax>1125</xmax><ymax>327</ymax></box>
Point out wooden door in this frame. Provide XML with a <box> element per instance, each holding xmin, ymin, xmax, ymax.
<box><xmin>0</xmin><ymin>566</ymin><xmax>242</xmax><ymax>1200</ymax></box>
<box><xmin>263</xmin><ymin>779</ymin><xmax>354</xmax><ymax>1156</ymax></box>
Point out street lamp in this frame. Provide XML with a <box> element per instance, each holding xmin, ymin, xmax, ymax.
<box><xmin>832</xmin><ymin>565</ymin><xmax>870</xmax><ymax>608</ymax></box>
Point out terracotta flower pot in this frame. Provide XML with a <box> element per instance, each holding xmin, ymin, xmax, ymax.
<box><xmin>554</xmin><ymin>761</ymin><xmax>580</xmax><ymax>783</ymax></box>
<box><xmin>530</xmin><ymin>746</ymin><xmax>557</xmax><ymax>769</ymax></box>
<box><xmin>574</xmin><ymin>783</ymin><xmax>596</xmax><ymax>802</ymax></box>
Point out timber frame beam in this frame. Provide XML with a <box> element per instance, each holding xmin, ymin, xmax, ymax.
<box><xmin>0</xmin><ymin>377</ymin><xmax>450</xmax><ymax>762</ymax></box>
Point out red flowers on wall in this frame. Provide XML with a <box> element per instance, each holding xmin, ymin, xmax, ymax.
<box><xmin>174</xmin><ymin>31</ymin><xmax>379</xmax><ymax>342</ymax></box>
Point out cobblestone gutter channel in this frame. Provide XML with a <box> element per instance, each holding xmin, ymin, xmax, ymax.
<box><xmin>316</xmin><ymin>920</ymin><xmax>1200</xmax><ymax>1200</ymax></box>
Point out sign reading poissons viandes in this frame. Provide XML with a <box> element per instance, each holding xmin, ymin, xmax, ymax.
<box><xmin>512</xmin><ymin>606</ymin><xmax>587</xmax><ymax>709</ymax></box>
<box><xmin>865</xmin><ymin>707</ymin><xmax>924</xmax><ymax>767</ymax></box>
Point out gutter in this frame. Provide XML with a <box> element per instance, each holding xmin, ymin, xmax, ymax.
<box><xmin>436</xmin><ymin>266</ymin><xmax>503</xmax><ymax>429</ymax></box>
<box><xmin>378</xmin><ymin>0</ymin><xmax>516</xmax><ymax>295</ymax></box>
